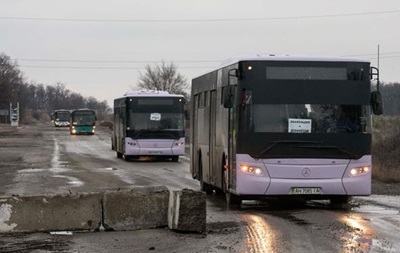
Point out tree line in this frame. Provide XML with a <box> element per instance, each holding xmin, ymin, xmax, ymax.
<box><xmin>0</xmin><ymin>53</ymin><xmax>111</xmax><ymax>123</ymax></box>
<box><xmin>379</xmin><ymin>82</ymin><xmax>400</xmax><ymax>116</ymax></box>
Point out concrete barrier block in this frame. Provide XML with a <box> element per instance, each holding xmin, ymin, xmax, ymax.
<box><xmin>168</xmin><ymin>189</ymin><xmax>206</xmax><ymax>233</ymax></box>
<box><xmin>103</xmin><ymin>186</ymin><xmax>169</xmax><ymax>231</ymax></box>
<box><xmin>0</xmin><ymin>193</ymin><xmax>102</xmax><ymax>233</ymax></box>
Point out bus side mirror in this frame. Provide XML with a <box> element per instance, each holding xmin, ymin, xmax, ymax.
<box><xmin>371</xmin><ymin>91</ymin><xmax>383</xmax><ymax>115</ymax></box>
<box><xmin>223</xmin><ymin>86</ymin><xmax>235</xmax><ymax>108</ymax></box>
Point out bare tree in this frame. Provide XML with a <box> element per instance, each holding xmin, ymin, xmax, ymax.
<box><xmin>0</xmin><ymin>53</ymin><xmax>24</xmax><ymax>108</ymax></box>
<box><xmin>136</xmin><ymin>61</ymin><xmax>189</xmax><ymax>97</ymax></box>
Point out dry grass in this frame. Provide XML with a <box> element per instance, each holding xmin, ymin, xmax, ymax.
<box><xmin>372</xmin><ymin>116</ymin><xmax>400</xmax><ymax>183</ymax></box>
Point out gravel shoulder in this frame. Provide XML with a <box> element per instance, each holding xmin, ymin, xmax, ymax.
<box><xmin>372</xmin><ymin>180</ymin><xmax>400</xmax><ymax>195</ymax></box>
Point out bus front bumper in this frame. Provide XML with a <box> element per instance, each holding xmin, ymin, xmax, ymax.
<box><xmin>125</xmin><ymin>138</ymin><xmax>185</xmax><ymax>156</ymax></box>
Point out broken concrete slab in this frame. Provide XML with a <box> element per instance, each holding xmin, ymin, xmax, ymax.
<box><xmin>102</xmin><ymin>186</ymin><xmax>169</xmax><ymax>231</ymax></box>
<box><xmin>168</xmin><ymin>188</ymin><xmax>206</xmax><ymax>233</ymax></box>
<box><xmin>0</xmin><ymin>192</ymin><xmax>102</xmax><ymax>233</ymax></box>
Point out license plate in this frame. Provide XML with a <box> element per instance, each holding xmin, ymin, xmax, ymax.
<box><xmin>149</xmin><ymin>151</ymin><xmax>162</xmax><ymax>154</ymax></box>
<box><xmin>290</xmin><ymin>187</ymin><xmax>321</xmax><ymax>195</ymax></box>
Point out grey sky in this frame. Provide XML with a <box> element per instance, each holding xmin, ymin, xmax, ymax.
<box><xmin>1</xmin><ymin>0</ymin><xmax>399</xmax><ymax>106</ymax></box>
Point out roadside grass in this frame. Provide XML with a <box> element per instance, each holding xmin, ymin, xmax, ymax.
<box><xmin>372</xmin><ymin>116</ymin><xmax>400</xmax><ymax>183</ymax></box>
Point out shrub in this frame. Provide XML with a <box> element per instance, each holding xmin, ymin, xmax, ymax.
<box><xmin>372</xmin><ymin>116</ymin><xmax>400</xmax><ymax>183</ymax></box>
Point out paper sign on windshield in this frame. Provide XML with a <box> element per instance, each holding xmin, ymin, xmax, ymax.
<box><xmin>150</xmin><ymin>113</ymin><xmax>161</xmax><ymax>121</ymax></box>
<box><xmin>288</xmin><ymin>118</ymin><xmax>312</xmax><ymax>133</ymax></box>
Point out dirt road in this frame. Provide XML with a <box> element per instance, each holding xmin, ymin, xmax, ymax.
<box><xmin>1</xmin><ymin>124</ymin><xmax>400</xmax><ymax>252</ymax></box>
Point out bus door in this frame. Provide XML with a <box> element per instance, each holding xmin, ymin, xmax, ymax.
<box><xmin>116</xmin><ymin>101</ymin><xmax>126</xmax><ymax>153</ymax></box>
<box><xmin>228</xmin><ymin>85</ymin><xmax>237</xmax><ymax>191</ymax></box>
<box><xmin>191</xmin><ymin>95</ymin><xmax>199</xmax><ymax>178</ymax></box>
<box><xmin>209</xmin><ymin>90</ymin><xmax>217</xmax><ymax>185</ymax></box>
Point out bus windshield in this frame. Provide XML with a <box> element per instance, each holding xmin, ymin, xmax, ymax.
<box><xmin>128</xmin><ymin>112</ymin><xmax>184</xmax><ymax>131</ymax></box>
<box><xmin>242</xmin><ymin>104</ymin><xmax>370</xmax><ymax>134</ymax></box>
<box><xmin>72</xmin><ymin>112</ymin><xmax>96</xmax><ymax>125</ymax></box>
<box><xmin>127</xmin><ymin>97</ymin><xmax>185</xmax><ymax>132</ymax></box>
<box><xmin>56</xmin><ymin>112</ymin><xmax>70</xmax><ymax>121</ymax></box>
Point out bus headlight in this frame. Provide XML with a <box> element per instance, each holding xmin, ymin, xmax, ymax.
<box><xmin>174</xmin><ymin>141</ymin><xmax>184</xmax><ymax>146</ymax></box>
<box><xmin>350</xmin><ymin>166</ymin><xmax>370</xmax><ymax>176</ymax></box>
<box><xmin>240</xmin><ymin>165</ymin><xmax>263</xmax><ymax>175</ymax></box>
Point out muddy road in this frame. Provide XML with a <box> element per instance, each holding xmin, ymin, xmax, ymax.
<box><xmin>1</xmin><ymin>124</ymin><xmax>400</xmax><ymax>253</ymax></box>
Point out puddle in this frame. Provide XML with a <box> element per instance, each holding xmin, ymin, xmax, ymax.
<box><xmin>52</xmin><ymin>175</ymin><xmax>84</xmax><ymax>187</ymax></box>
<box><xmin>17</xmin><ymin>168</ymin><xmax>47</xmax><ymax>173</ymax></box>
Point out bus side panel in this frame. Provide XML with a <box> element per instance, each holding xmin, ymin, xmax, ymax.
<box><xmin>192</xmin><ymin>69</ymin><xmax>228</xmax><ymax>187</ymax></box>
<box><xmin>212</xmin><ymin>86</ymin><xmax>229</xmax><ymax>190</ymax></box>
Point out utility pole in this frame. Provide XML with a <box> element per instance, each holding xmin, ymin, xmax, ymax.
<box><xmin>377</xmin><ymin>44</ymin><xmax>380</xmax><ymax>70</ymax></box>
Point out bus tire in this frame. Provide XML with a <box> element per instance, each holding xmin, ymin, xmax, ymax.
<box><xmin>171</xmin><ymin>156</ymin><xmax>179</xmax><ymax>162</ymax></box>
<box><xmin>330</xmin><ymin>196</ymin><xmax>349</xmax><ymax>205</ymax></box>
<box><xmin>215</xmin><ymin>158</ymin><xmax>227</xmax><ymax>195</ymax></box>
<box><xmin>226</xmin><ymin>192</ymin><xmax>242</xmax><ymax>206</ymax></box>
<box><xmin>199</xmin><ymin>158</ymin><xmax>213</xmax><ymax>195</ymax></box>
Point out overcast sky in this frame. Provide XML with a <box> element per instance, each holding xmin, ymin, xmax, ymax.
<box><xmin>1</xmin><ymin>0</ymin><xmax>400</xmax><ymax>106</ymax></box>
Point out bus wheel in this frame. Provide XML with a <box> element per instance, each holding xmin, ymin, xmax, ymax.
<box><xmin>226</xmin><ymin>192</ymin><xmax>242</xmax><ymax>206</ymax></box>
<box><xmin>171</xmin><ymin>156</ymin><xmax>179</xmax><ymax>162</ymax></box>
<box><xmin>116</xmin><ymin>152</ymin><xmax>123</xmax><ymax>159</ymax></box>
<box><xmin>199</xmin><ymin>160</ymin><xmax>213</xmax><ymax>195</ymax></box>
<box><xmin>330</xmin><ymin>196</ymin><xmax>349</xmax><ymax>205</ymax></box>
<box><xmin>215</xmin><ymin>161</ymin><xmax>228</xmax><ymax>195</ymax></box>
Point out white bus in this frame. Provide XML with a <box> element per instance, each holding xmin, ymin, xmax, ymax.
<box><xmin>112</xmin><ymin>90</ymin><xmax>186</xmax><ymax>162</ymax></box>
<box><xmin>190</xmin><ymin>54</ymin><xmax>382</xmax><ymax>205</ymax></box>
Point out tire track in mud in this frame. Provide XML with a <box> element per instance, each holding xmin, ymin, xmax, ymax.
<box><xmin>242</xmin><ymin>214</ymin><xmax>276</xmax><ymax>253</ymax></box>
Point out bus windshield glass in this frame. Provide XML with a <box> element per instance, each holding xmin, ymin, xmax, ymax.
<box><xmin>128</xmin><ymin>97</ymin><xmax>185</xmax><ymax>131</ymax></box>
<box><xmin>242</xmin><ymin>104</ymin><xmax>371</xmax><ymax>134</ymax></box>
<box><xmin>72</xmin><ymin>111</ymin><xmax>96</xmax><ymax>125</ymax></box>
<box><xmin>129</xmin><ymin>112</ymin><xmax>184</xmax><ymax>131</ymax></box>
<box><xmin>266</xmin><ymin>66</ymin><xmax>348</xmax><ymax>80</ymax></box>
<box><xmin>56</xmin><ymin>111</ymin><xmax>70</xmax><ymax>121</ymax></box>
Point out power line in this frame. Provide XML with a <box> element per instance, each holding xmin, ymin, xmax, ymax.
<box><xmin>14</xmin><ymin>53</ymin><xmax>400</xmax><ymax>66</ymax></box>
<box><xmin>15</xmin><ymin>58</ymin><xmax>220</xmax><ymax>63</ymax></box>
<box><xmin>343</xmin><ymin>52</ymin><xmax>400</xmax><ymax>57</ymax></box>
<box><xmin>1</xmin><ymin>10</ymin><xmax>399</xmax><ymax>23</ymax></box>
<box><xmin>18</xmin><ymin>55</ymin><xmax>400</xmax><ymax>70</ymax></box>
<box><xmin>18</xmin><ymin>65</ymin><xmax>215</xmax><ymax>70</ymax></box>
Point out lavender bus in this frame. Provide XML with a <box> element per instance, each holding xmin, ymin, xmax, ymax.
<box><xmin>190</xmin><ymin>55</ymin><xmax>383</xmax><ymax>206</ymax></box>
<box><xmin>112</xmin><ymin>90</ymin><xmax>186</xmax><ymax>162</ymax></box>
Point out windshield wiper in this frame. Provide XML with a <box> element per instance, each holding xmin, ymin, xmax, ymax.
<box><xmin>255</xmin><ymin>140</ymin><xmax>322</xmax><ymax>159</ymax></box>
<box><xmin>133</xmin><ymin>129</ymin><xmax>148</xmax><ymax>139</ymax></box>
<box><xmin>293</xmin><ymin>145</ymin><xmax>360</xmax><ymax>159</ymax></box>
<box><xmin>133</xmin><ymin>129</ymin><xmax>180</xmax><ymax>139</ymax></box>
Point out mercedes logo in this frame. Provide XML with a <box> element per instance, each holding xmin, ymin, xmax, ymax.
<box><xmin>302</xmin><ymin>167</ymin><xmax>311</xmax><ymax>177</ymax></box>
